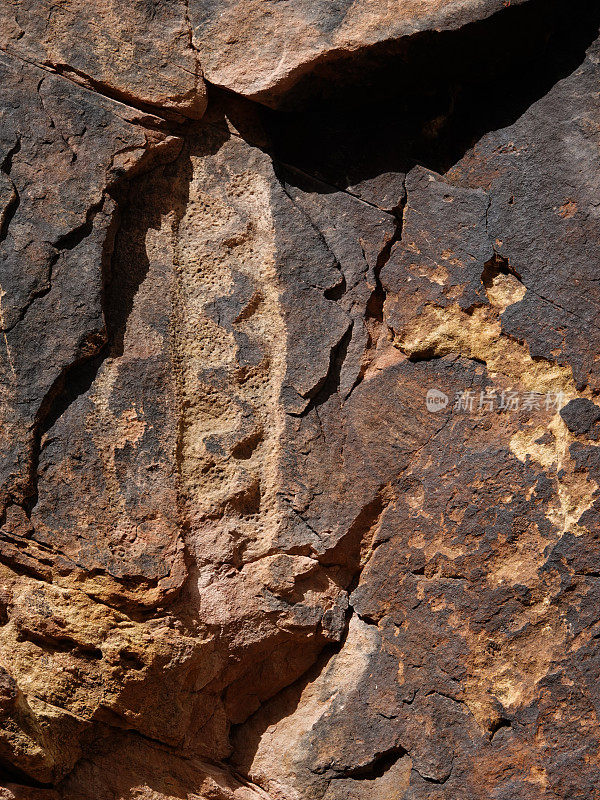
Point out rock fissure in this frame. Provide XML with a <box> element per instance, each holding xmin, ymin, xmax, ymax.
<box><xmin>3</xmin><ymin>0</ymin><xmax>600</xmax><ymax>797</ymax></box>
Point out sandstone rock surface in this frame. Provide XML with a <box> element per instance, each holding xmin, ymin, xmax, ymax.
<box><xmin>1</xmin><ymin>0</ymin><xmax>600</xmax><ymax>798</ymax></box>
<box><xmin>0</xmin><ymin>0</ymin><xmax>206</xmax><ymax>119</ymax></box>
<box><xmin>188</xmin><ymin>0</ymin><xmax>530</xmax><ymax>104</ymax></box>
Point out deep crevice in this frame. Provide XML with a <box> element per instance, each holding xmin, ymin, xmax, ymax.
<box><xmin>0</xmin><ymin>137</ymin><xmax>21</xmax><ymax>245</ymax></box>
<box><xmin>332</xmin><ymin>745</ymin><xmax>408</xmax><ymax>781</ymax></box>
<box><xmin>51</xmin><ymin>200</ymin><xmax>103</xmax><ymax>252</ymax></box>
<box><xmin>290</xmin><ymin>322</ymin><xmax>353</xmax><ymax>418</ymax></box>
<box><xmin>15</xmin><ymin>629</ymin><xmax>103</xmax><ymax>660</ymax></box>
<box><xmin>481</xmin><ymin>252</ymin><xmax>522</xmax><ymax>289</ymax></box>
<box><xmin>0</xmin><ymin>757</ymin><xmax>55</xmax><ymax>790</ymax></box>
<box><xmin>3</xmin><ymin>199</ymin><xmax>107</xmax><ymax>335</ymax></box>
<box><xmin>489</xmin><ymin>716</ymin><xmax>513</xmax><ymax>742</ymax></box>
<box><xmin>413</xmin><ymin>767</ymin><xmax>453</xmax><ymax>786</ymax></box>
<box><xmin>347</xmin><ymin>191</ymin><xmax>406</xmax><ymax>398</ymax></box>
<box><xmin>253</xmin><ymin>0</ymin><xmax>600</xmax><ymax>189</ymax></box>
<box><xmin>19</xmin><ymin>196</ymin><xmax>119</xmax><ymax>516</ymax></box>
<box><xmin>20</xmin><ymin>149</ymin><xmax>186</xmax><ymax>522</ymax></box>
<box><xmin>0</xmin><ymin>47</ymin><xmax>183</xmax><ymax>128</ymax></box>
<box><xmin>1</xmin><ymin>137</ymin><xmax>21</xmax><ymax>175</ymax></box>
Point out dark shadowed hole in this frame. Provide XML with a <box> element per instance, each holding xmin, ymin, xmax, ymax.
<box><xmin>489</xmin><ymin>716</ymin><xmax>513</xmax><ymax>741</ymax></box>
<box><xmin>0</xmin><ymin>756</ymin><xmax>54</xmax><ymax>790</ymax></box>
<box><xmin>333</xmin><ymin>745</ymin><xmax>409</xmax><ymax>780</ymax></box>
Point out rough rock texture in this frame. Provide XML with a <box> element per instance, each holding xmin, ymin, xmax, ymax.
<box><xmin>1</xmin><ymin>0</ymin><xmax>600</xmax><ymax>798</ymax></box>
<box><xmin>188</xmin><ymin>0</ymin><xmax>530</xmax><ymax>104</ymax></box>
<box><xmin>0</xmin><ymin>0</ymin><xmax>206</xmax><ymax>119</ymax></box>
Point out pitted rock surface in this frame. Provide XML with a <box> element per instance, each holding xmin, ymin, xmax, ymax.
<box><xmin>1</xmin><ymin>1</ymin><xmax>600</xmax><ymax>798</ymax></box>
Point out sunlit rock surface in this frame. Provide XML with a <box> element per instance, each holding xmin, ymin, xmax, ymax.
<box><xmin>1</xmin><ymin>0</ymin><xmax>600</xmax><ymax>797</ymax></box>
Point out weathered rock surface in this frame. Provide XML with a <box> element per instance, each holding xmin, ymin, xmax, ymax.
<box><xmin>0</xmin><ymin>0</ymin><xmax>206</xmax><ymax>119</ymax></box>
<box><xmin>188</xmin><ymin>0</ymin><xmax>530</xmax><ymax>104</ymax></box>
<box><xmin>1</xmin><ymin>0</ymin><xmax>600</xmax><ymax>798</ymax></box>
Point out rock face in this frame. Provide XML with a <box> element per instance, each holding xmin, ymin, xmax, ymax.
<box><xmin>1</xmin><ymin>0</ymin><xmax>600</xmax><ymax>798</ymax></box>
<box><xmin>0</xmin><ymin>0</ymin><xmax>206</xmax><ymax>119</ymax></box>
<box><xmin>188</xmin><ymin>0</ymin><xmax>530</xmax><ymax>104</ymax></box>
